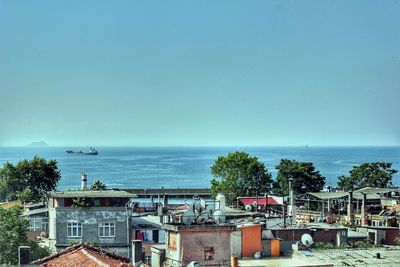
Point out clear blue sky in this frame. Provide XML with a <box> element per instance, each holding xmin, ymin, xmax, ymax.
<box><xmin>1</xmin><ymin>1</ymin><xmax>399</xmax><ymax>146</ymax></box>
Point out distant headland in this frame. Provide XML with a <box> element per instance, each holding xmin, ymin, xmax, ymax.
<box><xmin>26</xmin><ymin>141</ymin><xmax>49</xmax><ymax>147</ymax></box>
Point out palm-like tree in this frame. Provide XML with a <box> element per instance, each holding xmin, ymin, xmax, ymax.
<box><xmin>90</xmin><ymin>180</ymin><xmax>106</xmax><ymax>191</ymax></box>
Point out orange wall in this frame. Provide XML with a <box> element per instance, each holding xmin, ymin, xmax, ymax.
<box><xmin>270</xmin><ymin>239</ymin><xmax>280</xmax><ymax>257</ymax></box>
<box><xmin>240</xmin><ymin>224</ymin><xmax>261</xmax><ymax>257</ymax></box>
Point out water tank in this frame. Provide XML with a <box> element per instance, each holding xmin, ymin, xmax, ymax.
<box><xmin>213</xmin><ymin>210</ymin><xmax>226</xmax><ymax>224</ymax></box>
<box><xmin>193</xmin><ymin>201</ymin><xmax>202</xmax><ymax>213</ymax></box>
<box><xmin>182</xmin><ymin>210</ymin><xmax>195</xmax><ymax>225</ymax></box>
<box><xmin>196</xmin><ymin>213</ymin><xmax>209</xmax><ymax>224</ymax></box>
<box><xmin>216</xmin><ymin>193</ymin><xmax>226</xmax><ymax>210</ymax></box>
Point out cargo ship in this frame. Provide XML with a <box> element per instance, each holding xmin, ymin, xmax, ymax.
<box><xmin>66</xmin><ymin>147</ymin><xmax>98</xmax><ymax>155</ymax></box>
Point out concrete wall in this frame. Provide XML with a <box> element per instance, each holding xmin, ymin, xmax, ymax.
<box><xmin>270</xmin><ymin>228</ymin><xmax>347</xmax><ymax>252</ymax></box>
<box><xmin>384</xmin><ymin>229</ymin><xmax>400</xmax><ymax>245</ymax></box>
<box><xmin>261</xmin><ymin>240</ymin><xmax>271</xmax><ymax>257</ymax></box>
<box><xmin>53</xmin><ymin>207</ymin><xmax>130</xmax><ymax>250</ymax></box>
<box><xmin>356</xmin><ymin>227</ymin><xmax>400</xmax><ymax>245</ymax></box>
<box><xmin>180</xmin><ymin>230</ymin><xmax>231</xmax><ymax>266</ymax></box>
<box><xmin>231</xmin><ymin>231</ymin><xmax>242</xmax><ymax>258</ymax></box>
<box><xmin>164</xmin><ymin>225</ymin><xmax>234</xmax><ymax>267</ymax></box>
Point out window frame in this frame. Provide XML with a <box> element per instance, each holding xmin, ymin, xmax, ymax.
<box><xmin>29</xmin><ymin>217</ymin><xmax>49</xmax><ymax>232</ymax></box>
<box><xmin>67</xmin><ymin>221</ymin><xmax>82</xmax><ymax>237</ymax></box>
<box><xmin>98</xmin><ymin>222</ymin><xmax>116</xmax><ymax>238</ymax></box>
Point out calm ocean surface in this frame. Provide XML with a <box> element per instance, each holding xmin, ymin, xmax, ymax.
<box><xmin>0</xmin><ymin>147</ymin><xmax>399</xmax><ymax>190</ymax></box>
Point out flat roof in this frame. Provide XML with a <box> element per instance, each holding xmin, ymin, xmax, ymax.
<box><xmin>308</xmin><ymin>187</ymin><xmax>400</xmax><ymax>200</ymax></box>
<box><xmin>50</xmin><ymin>190</ymin><xmax>135</xmax><ymax>198</ymax></box>
<box><xmin>309</xmin><ymin>192</ymin><xmax>348</xmax><ymax>200</ymax></box>
<box><xmin>302</xmin><ymin>248</ymin><xmax>400</xmax><ymax>266</ymax></box>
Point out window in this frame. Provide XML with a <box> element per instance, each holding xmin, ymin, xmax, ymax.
<box><xmin>98</xmin><ymin>222</ymin><xmax>115</xmax><ymax>237</ymax></box>
<box><xmin>204</xmin><ymin>247</ymin><xmax>215</xmax><ymax>260</ymax></box>
<box><xmin>67</xmin><ymin>222</ymin><xmax>82</xmax><ymax>237</ymax></box>
<box><xmin>29</xmin><ymin>218</ymin><xmax>48</xmax><ymax>231</ymax></box>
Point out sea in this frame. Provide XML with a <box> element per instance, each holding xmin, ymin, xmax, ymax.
<box><xmin>0</xmin><ymin>147</ymin><xmax>399</xmax><ymax>190</ymax></box>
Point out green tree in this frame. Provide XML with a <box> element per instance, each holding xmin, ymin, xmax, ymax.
<box><xmin>90</xmin><ymin>180</ymin><xmax>107</xmax><ymax>191</ymax></box>
<box><xmin>0</xmin><ymin>156</ymin><xmax>61</xmax><ymax>203</ymax></box>
<box><xmin>0</xmin><ymin>206</ymin><xmax>50</xmax><ymax>264</ymax></box>
<box><xmin>338</xmin><ymin>162</ymin><xmax>398</xmax><ymax>191</ymax></box>
<box><xmin>274</xmin><ymin>159</ymin><xmax>325</xmax><ymax>196</ymax></box>
<box><xmin>210</xmin><ymin>151</ymin><xmax>273</xmax><ymax>204</ymax></box>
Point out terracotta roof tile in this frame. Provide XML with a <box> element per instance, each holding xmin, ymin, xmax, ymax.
<box><xmin>31</xmin><ymin>243</ymin><xmax>134</xmax><ymax>267</ymax></box>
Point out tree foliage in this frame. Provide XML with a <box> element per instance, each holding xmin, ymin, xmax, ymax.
<box><xmin>338</xmin><ymin>162</ymin><xmax>398</xmax><ymax>191</ymax></box>
<box><xmin>0</xmin><ymin>206</ymin><xmax>50</xmax><ymax>264</ymax></box>
<box><xmin>90</xmin><ymin>180</ymin><xmax>107</xmax><ymax>191</ymax></box>
<box><xmin>274</xmin><ymin>159</ymin><xmax>325</xmax><ymax>196</ymax></box>
<box><xmin>210</xmin><ymin>151</ymin><xmax>273</xmax><ymax>204</ymax></box>
<box><xmin>0</xmin><ymin>156</ymin><xmax>61</xmax><ymax>203</ymax></box>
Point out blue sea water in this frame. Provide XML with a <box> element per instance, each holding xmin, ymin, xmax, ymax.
<box><xmin>0</xmin><ymin>147</ymin><xmax>399</xmax><ymax>190</ymax></box>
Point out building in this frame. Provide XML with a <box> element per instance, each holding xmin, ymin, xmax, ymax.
<box><xmin>163</xmin><ymin>223</ymin><xmax>236</xmax><ymax>267</ymax></box>
<box><xmin>22</xmin><ymin>203</ymin><xmax>49</xmax><ymax>240</ymax></box>
<box><xmin>31</xmin><ymin>242</ymin><xmax>133</xmax><ymax>266</ymax></box>
<box><xmin>132</xmin><ymin>215</ymin><xmax>166</xmax><ymax>264</ymax></box>
<box><xmin>47</xmin><ymin>189</ymin><xmax>135</xmax><ymax>257</ymax></box>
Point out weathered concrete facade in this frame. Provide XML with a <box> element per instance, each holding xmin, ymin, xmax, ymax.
<box><xmin>48</xmin><ymin>190</ymin><xmax>134</xmax><ymax>257</ymax></box>
<box><xmin>163</xmin><ymin>224</ymin><xmax>235</xmax><ymax>267</ymax></box>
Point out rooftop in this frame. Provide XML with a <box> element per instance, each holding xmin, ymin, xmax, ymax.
<box><xmin>298</xmin><ymin>247</ymin><xmax>400</xmax><ymax>266</ymax></box>
<box><xmin>308</xmin><ymin>187</ymin><xmax>400</xmax><ymax>200</ymax></box>
<box><xmin>31</xmin><ymin>242</ymin><xmax>133</xmax><ymax>266</ymax></box>
<box><xmin>49</xmin><ymin>190</ymin><xmax>136</xmax><ymax>198</ymax></box>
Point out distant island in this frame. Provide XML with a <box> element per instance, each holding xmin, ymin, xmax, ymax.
<box><xmin>26</xmin><ymin>141</ymin><xmax>49</xmax><ymax>147</ymax></box>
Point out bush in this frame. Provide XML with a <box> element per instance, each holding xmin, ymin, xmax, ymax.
<box><xmin>314</xmin><ymin>242</ymin><xmax>336</xmax><ymax>249</ymax></box>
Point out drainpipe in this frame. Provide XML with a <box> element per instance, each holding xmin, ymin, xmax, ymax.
<box><xmin>125</xmin><ymin>201</ymin><xmax>132</xmax><ymax>258</ymax></box>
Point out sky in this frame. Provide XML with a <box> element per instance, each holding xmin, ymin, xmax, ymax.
<box><xmin>0</xmin><ymin>0</ymin><xmax>399</xmax><ymax>147</ymax></box>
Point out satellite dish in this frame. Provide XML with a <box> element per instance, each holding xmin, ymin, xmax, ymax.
<box><xmin>205</xmin><ymin>204</ymin><xmax>215</xmax><ymax>215</ymax></box>
<box><xmin>245</xmin><ymin>204</ymin><xmax>253</xmax><ymax>211</ymax></box>
<box><xmin>213</xmin><ymin>210</ymin><xmax>225</xmax><ymax>224</ymax></box>
<box><xmin>182</xmin><ymin>210</ymin><xmax>195</xmax><ymax>225</ymax></box>
<box><xmin>301</xmin><ymin>234</ymin><xmax>314</xmax><ymax>247</ymax></box>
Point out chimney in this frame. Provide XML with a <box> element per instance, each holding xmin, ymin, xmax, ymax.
<box><xmin>18</xmin><ymin>246</ymin><xmax>30</xmax><ymax>265</ymax></box>
<box><xmin>288</xmin><ymin>178</ymin><xmax>296</xmax><ymax>224</ymax></box>
<box><xmin>288</xmin><ymin>178</ymin><xmax>294</xmax><ymax>207</ymax></box>
<box><xmin>347</xmin><ymin>190</ymin><xmax>354</xmax><ymax>225</ymax></box>
<box><xmin>81</xmin><ymin>171</ymin><xmax>87</xmax><ymax>190</ymax></box>
<box><xmin>361</xmin><ymin>193</ymin><xmax>367</xmax><ymax>225</ymax></box>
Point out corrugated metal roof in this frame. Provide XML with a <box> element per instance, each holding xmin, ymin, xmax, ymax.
<box><xmin>308</xmin><ymin>187</ymin><xmax>400</xmax><ymax>200</ymax></box>
<box><xmin>21</xmin><ymin>207</ymin><xmax>48</xmax><ymax>217</ymax></box>
<box><xmin>308</xmin><ymin>192</ymin><xmax>348</xmax><ymax>199</ymax></box>
<box><xmin>238</xmin><ymin>196</ymin><xmax>283</xmax><ymax>206</ymax></box>
<box><xmin>354</xmin><ymin>187</ymin><xmax>400</xmax><ymax>195</ymax></box>
<box><xmin>50</xmin><ymin>190</ymin><xmax>135</xmax><ymax>198</ymax></box>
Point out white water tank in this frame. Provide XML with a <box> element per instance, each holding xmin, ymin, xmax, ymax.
<box><xmin>216</xmin><ymin>193</ymin><xmax>226</xmax><ymax>211</ymax></box>
<box><xmin>205</xmin><ymin>203</ymin><xmax>215</xmax><ymax>216</ymax></box>
<box><xmin>213</xmin><ymin>210</ymin><xmax>226</xmax><ymax>224</ymax></box>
